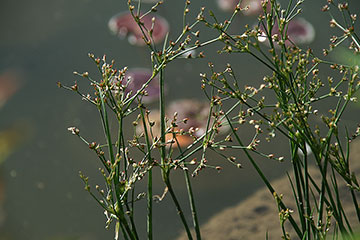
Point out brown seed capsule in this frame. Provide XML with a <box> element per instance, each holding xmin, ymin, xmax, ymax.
<box><xmin>89</xmin><ymin>142</ymin><xmax>97</xmax><ymax>149</ymax></box>
<box><xmin>351</xmin><ymin>14</ymin><xmax>357</xmax><ymax>21</ymax></box>
<box><xmin>71</xmin><ymin>83</ymin><xmax>78</xmax><ymax>91</ymax></box>
<box><xmin>322</xmin><ymin>5</ymin><xmax>329</xmax><ymax>12</ymax></box>
<box><xmin>329</xmin><ymin>19</ymin><xmax>336</xmax><ymax>28</ymax></box>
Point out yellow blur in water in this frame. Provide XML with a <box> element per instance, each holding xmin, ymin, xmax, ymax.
<box><xmin>0</xmin><ymin>122</ymin><xmax>31</xmax><ymax>166</ymax></box>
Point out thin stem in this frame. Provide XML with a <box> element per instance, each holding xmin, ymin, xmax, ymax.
<box><xmin>184</xmin><ymin>169</ymin><xmax>201</xmax><ymax>240</ymax></box>
<box><xmin>166</xmin><ymin>176</ymin><xmax>193</xmax><ymax>240</ymax></box>
<box><xmin>139</xmin><ymin>107</ymin><xmax>154</xmax><ymax>240</ymax></box>
<box><xmin>147</xmin><ymin>169</ymin><xmax>153</xmax><ymax>240</ymax></box>
<box><xmin>119</xmin><ymin>221</ymin><xmax>130</xmax><ymax>240</ymax></box>
<box><xmin>224</xmin><ymin>113</ymin><xmax>303</xmax><ymax>238</ymax></box>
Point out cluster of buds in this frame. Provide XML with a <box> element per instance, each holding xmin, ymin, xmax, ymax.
<box><xmin>247</xmin><ymin>138</ymin><xmax>260</xmax><ymax>150</ymax></box>
<box><xmin>67</xmin><ymin>126</ymin><xmax>80</xmax><ymax>135</ymax></box>
<box><xmin>171</xmin><ymin>159</ymin><xmax>187</xmax><ymax>171</ymax></box>
<box><xmin>338</xmin><ymin>2</ymin><xmax>348</xmax><ymax>11</ymax></box>
<box><xmin>349</xmin><ymin>124</ymin><xmax>360</xmax><ymax>142</ymax></box>
<box><xmin>192</xmin><ymin>158</ymin><xmax>207</xmax><ymax>177</ymax></box>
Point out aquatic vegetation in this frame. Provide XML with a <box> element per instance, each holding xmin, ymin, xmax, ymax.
<box><xmin>108</xmin><ymin>11</ymin><xmax>169</xmax><ymax>46</ymax></box>
<box><xmin>217</xmin><ymin>0</ymin><xmax>266</xmax><ymax>16</ymax></box>
<box><xmin>332</xmin><ymin>46</ymin><xmax>360</xmax><ymax>66</ymax></box>
<box><xmin>179</xmin><ymin>48</ymin><xmax>196</xmax><ymax>58</ymax></box>
<box><xmin>167</xmin><ymin>99</ymin><xmax>214</xmax><ymax>138</ymax></box>
<box><xmin>200</xmin><ymin>0</ymin><xmax>360</xmax><ymax>238</ymax></box>
<box><xmin>135</xmin><ymin>99</ymin><xmax>229</xmax><ymax>148</ymax></box>
<box><xmin>239</xmin><ymin>0</ymin><xmax>264</xmax><ymax>16</ymax></box>
<box><xmin>177</xmin><ymin>139</ymin><xmax>360</xmax><ymax>239</ymax></box>
<box><xmin>167</xmin><ymin>99</ymin><xmax>229</xmax><ymax>137</ymax></box>
<box><xmin>135</xmin><ymin>109</ymin><xmax>194</xmax><ymax>147</ymax></box>
<box><xmin>216</xmin><ymin>0</ymin><xmax>239</xmax><ymax>12</ymax></box>
<box><xmin>63</xmin><ymin>0</ymin><xmax>360</xmax><ymax>239</ymax></box>
<box><xmin>116</xmin><ymin>68</ymin><xmax>161</xmax><ymax>103</ymax></box>
<box><xmin>284</xmin><ymin>17</ymin><xmax>315</xmax><ymax>44</ymax></box>
<box><xmin>257</xmin><ymin>17</ymin><xmax>315</xmax><ymax>46</ymax></box>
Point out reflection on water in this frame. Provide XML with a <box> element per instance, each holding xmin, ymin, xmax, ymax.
<box><xmin>0</xmin><ymin>0</ymin><xmax>359</xmax><ymax>239</ymax></box>
<box><xmin>0</xmin><ymin>67</ymin><xmax>30</xmax><ymax>235</ymax></box>
<box><xmin>0</xmin><ymin>122</ymin><xmax>32</xmax><ymax>237</ymax></box>
<box><xmin>0</xmin><ymin>122</ymin><xmax>32</xmax><ymax>166</ymax></box>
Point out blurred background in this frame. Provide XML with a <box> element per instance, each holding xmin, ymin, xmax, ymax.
<box><xmin>0</xmin><ymin>0</ymin><xmax>360</xmax><ymax>239</ymax></box>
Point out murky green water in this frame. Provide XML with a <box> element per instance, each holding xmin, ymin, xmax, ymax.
<box><xmin>0</xmin><ymin>0</ymin><xmax>360</xmax><ymax>239</ymax></box>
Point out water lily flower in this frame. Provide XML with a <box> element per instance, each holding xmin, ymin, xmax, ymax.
<box><xmin>108</xmin><ymin>12</ymin><xmax>169</xmax><ymax>46</ymax></box>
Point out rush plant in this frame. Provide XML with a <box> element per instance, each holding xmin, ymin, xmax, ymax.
<box><xmin>60</xmin><ymin>0</ymin><xmax>360</xmax><ymax>239</ymax></box>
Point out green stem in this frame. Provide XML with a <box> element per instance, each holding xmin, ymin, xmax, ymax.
<box><xmin>290</xmin><ymin>143</ymin><xmax>306</xmax><ymax>233</ymax></box>
<box><xmin>158</xmin><ymin>65</ymin><xmax>193</xmax><ymax>239</ymax></box>
<box><xmin>119</xmin><ymin>221</ymin><xmax>130</xmax><ymax>240</ymax></box>
<box><xmin>98</xmin><ymin>87</ymin><xmax>136</xmax><ymax>240</ymax></box>
<box><xmin>224</xmin><ymin>113</ymin><xmax>303</xmax><ymax>238</ymax></box>
<box><xmin>139</xmin><ymin>106</ymin><xmax>154</xmax><ymax>240</ymax></box>
<box><xmin>166</xmin><ymin>176</ymin><xmax>193</xmax><ymax>240</ymax></box>
<box><xmin>125</xmin><ymin>202</ymin><xmax>140</xmax><ymax>240</ymax></box>
<box><xmin>115</xmin><ymin>210</ymin><xmax>137</xmax><ymax>240</ymax></box>
<box><xmin>159</xmin><ymin>68</ymin><xmax>166</xmax><ymax>169</ymax></box>
<box><xmin>147</xmin><ymin>169</ymin><xmax>153</xmax><ymax>240</ymax></box>
<box><xmin>184</xmin><ymin>169</ymin><xmax>201</xmax><ymax>240</ymax></box>
<box><xmin>303</xmin><ymin>145</ymin><xmax>311</xmax><ymax>240</ymax></box>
